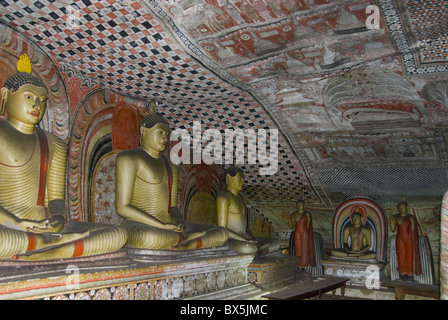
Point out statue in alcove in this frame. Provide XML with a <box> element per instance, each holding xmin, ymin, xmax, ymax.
<box><xmin>389</xmin><ymin>197</ymin><xmax>422</xmax><ymax>280</ymax></box>
<box><xmin>0</xmin><ymin>55</ymin><xmax>127</xmax><ymax>260</ymax></box>
<box><xmin>184</xmin><ymin>163</ymin><xmax>219</xmax><ymax>226</ymax></box>
<box><xmin>289</xmin><ymin>199</ymin><xmax>316</xmax><ymax>267</ymax></box>
<box><xmin>330</xmin><ymin>206</ymin><xmax>376</xmax><ymax>260</ymax></box>
<box><xmin>216</xmin><ymin>166</ymin><xmax>280</xmax><ymax>255</ymax></box>
<box><xmin>114</xmin><ymin>101</ymin><xmax>228</xmax><ymax>250</ymax></box>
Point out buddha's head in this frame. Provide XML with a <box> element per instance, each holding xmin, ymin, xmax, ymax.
<box><xmin>296</xmin><ymin>199</ymin><xmax>304</xmax><ymax>212</ymax></box>
<box><xmin>0</xmin><ymin>55</ymin><xmax>48</xmax><ymax>130</ymax></box>
<box><xmin>225</xmin><ymin>166</ymin><xmax>244</xmax><ymax>192</ymax></box>
<box><xmin>139</xmin><ymin>100</ymin><xmax>170</xmax><ymax>153</ymax></box>
<box><xmin>398</xmin><ymin>197</ymin><xmax>408</xmax><ymax>215</ymax></box>
<box><xmin>351</xmin><ymin>211</ymin><xmax>362</xmax><ymax>226</ymax></box>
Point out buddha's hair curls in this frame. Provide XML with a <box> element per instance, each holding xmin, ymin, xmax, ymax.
<box><xmin>140</xmin><ymin>112</ymin><xmax>169</xmax><ymax>129</ymax></box>
<box><xmin>225</xmin><ymin>166</ymin><xmax>244</xmax><ymax>177</ymax></box>
<box><xmin>3</xmin><ymin>72</ymin><xmax>46</xmax><ymax>93</ymax></box>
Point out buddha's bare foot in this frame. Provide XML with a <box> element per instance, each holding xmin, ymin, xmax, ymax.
<box><xmin>171</xmin><ymin>237</ymin><xmax>204</xmax><ymax>250</ymax></box>
<box><xmin>182</xmin><ymin>231</ymin><xmax>207</xmax><ymax>241</ymax></box>
<box><xmin>170</xmin><ymin>242</ymin><xmax>193</xmax><ymax>250</ymax></box>
<box><xmin>15</xmin><ymin>248</ymin><xmax>69</xmax><ymax>261</ymax></box>
<box><xmin>15</xmin><ymin>234</ymin><xmax>90</xmax><ymax>261</ymax></box>
<box><xmin>47</xmin><ymin>230</ymin><xmax>90</xmax><ymax>245</ymax></box>
<box><xmin>14</xmin><ymin>251</ymin><xmax>53</xmax><ymax>261</ymax></box>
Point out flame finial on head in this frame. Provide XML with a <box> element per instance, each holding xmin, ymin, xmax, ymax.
<box><xmin>1</xmin><ymin>54</ymin><xmax>46</xmax><ymax>115</ymax></box>
<box><xmin>17</xmin><ymin>54</ymin><xmax>32</xmax><ymax>74</ymax></box>
<box><xmin>148</xmin><ymin>99</ymin><xmax>158</xmax><ymax>116</ymax></box>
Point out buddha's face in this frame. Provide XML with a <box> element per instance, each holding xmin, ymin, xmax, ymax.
<box><xmin>398</xmin><ymin>203</ymin><xmax>407</xmax><ymax>215</ymax></box>
<box><xmin>227</xmin><ymin>172</ymin><xmax>244</xmax><ymax>192</ymax></box>
<box><xmin>296</xmin><ymin>201</ymin><xmax>304</xmax><ymax>211</ymax></box>
<box><xmin>352</xmin><ymin>214</ymin><xmax>362</xmax><ymax>226</ymax></box>
<box><xmin>2</xmin><ymin>84</ymin><xmax>47</xmax><ymax>126</ymax></box>
<box><xmin>140</xmin><ymin>124</ymin><xmax>170</xmax><ymax>153</ymax></box>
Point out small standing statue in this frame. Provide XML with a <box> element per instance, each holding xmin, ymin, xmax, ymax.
<box><xmin>289</xmin><ymin>199</ymin><xmax>315</xmax><ymax>267</ymax></box>
<box><xmin>390</xmin><ymin>197</ymin><xmax>422</xmax><ymax>280</ymax></box>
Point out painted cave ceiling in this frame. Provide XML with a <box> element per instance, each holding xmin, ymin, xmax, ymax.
<box><xmin>0</xmin><ymin>0</ymin><xmax>448</xmax><ymax>208</ymax></box>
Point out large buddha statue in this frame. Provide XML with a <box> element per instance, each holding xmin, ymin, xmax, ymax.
<box><xmin>216</xmin><ymin>167</ymin><xmax>279</xmax><ymax>255</ymax></box>
<box><xmin>114</xmin><ymin>102</ymin><xmax>228</xmax><ymax>250</ymax></box>
<box><xmin>330</xmin><ymin>207</ymin><xmax>376</xmax><ymax>260</ymax></box>
<box><xmin>0</xmin><ymin>55</ymin><xmax>127</xmax><ymax>261</ymax></box>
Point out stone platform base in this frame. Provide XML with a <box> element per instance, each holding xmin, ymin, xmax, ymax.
<box><xmin>247</xmin><ymin>252</ymin><xmax>303</xmax><ymax>288</ymax></box>
<box><xmin>0</xmin><ymin>246</ymin><xmax>255</xmax><ymax>300</ymax></box>
<box><xmin>321</xmin><ymin>257</ymin><xmax>386</xmax><ymax>284</ymax></box>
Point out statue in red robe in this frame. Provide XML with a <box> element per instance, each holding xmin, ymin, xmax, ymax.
<box><xmin>289</xmin><ymin>199</ymin><xmax>315</xmax><ymax>267</ymax></box>
<box><xmin>390</xmin><ymin>198</ymin><xmax>422</xmax><ymax>279</ymax></box>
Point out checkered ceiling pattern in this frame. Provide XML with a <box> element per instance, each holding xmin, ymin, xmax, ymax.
<box><xmin>0</xmin><ymin>0</ymin><xmax>318</xmax><ymax>203</ymax></box>
<box><xmin>1</xmin><ymin>0</ymin><xmax>448</xmax><ymax>208</ymax></box>
<box><xmin>1</xmin><ymin>0</ymin><xmax>225</xmax><ymax>100</ymax></box>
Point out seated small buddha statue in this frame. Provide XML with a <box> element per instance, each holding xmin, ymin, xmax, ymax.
<box><xmin>115</xmin><ymin>102</ymin><xmax>228</xmax><ymax>250</ymax></box>
<box><xmin>330</xmin><ymin>207</ymin><xmax>376</xmax><ymax>260</ymax></box>
<box><xmin>0</xmin><ymin>55</ymin><xmax>127</xmax><ymax>261</ymax></box>
<box><xmin>216</xmin><ymin>167</ymin><xmax>279</xmax><ymax>255</ymax></box>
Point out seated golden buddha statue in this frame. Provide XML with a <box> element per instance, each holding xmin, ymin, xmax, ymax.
<box><xmin>114</xmin><ymin>103</ymin><xmax>228</xmax><ymax>250</ymax></box>
<box><xmin>0</xmin><ymin>55</ymin><xmax>127</xmax><ymax>261</ymax></box>
<box><xmin>330</xmin><ymin>207</ymin><xmax>376</xmax><ymax>260</ymax></box>
<box><xmin>216</xmin><ymin>167</ymin><xmax>280</xmax><ymax>255</ymax></box>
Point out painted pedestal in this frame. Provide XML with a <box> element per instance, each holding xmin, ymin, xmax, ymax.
<box><xmin>321</xmin><ymin>258</ymin><xmax>385</xmax><ymax>284</ymax></box>
<box><xmin>247</xmin><ymin>252</ymin><xmax>306</xmax><ymax>288</ymax></box>
<box><xmin>0</xmin><ymin>246</ymin><xmax>256</xmax><ymax>300</ymax></box>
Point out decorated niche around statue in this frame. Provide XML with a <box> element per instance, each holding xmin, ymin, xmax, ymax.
<box><xmin>182</xmin><ymin>163</ymin><xmax>223</xmax><ymax>226</ymax></box>
<box><xmin>250</xmin><ymin>210</ymin><xmax>273</xmax><ymax>239</ymax></box>
<box><xmin>91</xmin><ymin>102</ymin><xmax>144</xmax><ymax>225</ymax></box>
<box><xmin>216</xmin><ymin>166</ymin><xmax>280</xmax><ymax>255</ymax></box>
<box><xmin>389</xmin><ymin>197</ymin><xmax>434</xmax><ymax>284</ymax></box>
<box><xmin>321</xmin><ymin>197</ymin><xmax>387</xmax><ymax>281</ymax></box>
<box><xmin>330</xmin><ymin>206</ymin><xmax>377</xmax><ymax>260</ymax></box>
<box><xmin>0</xmin><ymin>54</ymin><xmax>127</xmax><ymax>261</ymax></box>
<box><xmin>114</xmin><ymin>101</ymin><xmax>229</xmax><ymax>251</ymax></box>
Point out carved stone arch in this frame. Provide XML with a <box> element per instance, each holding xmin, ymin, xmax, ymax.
<box><xmin>332</xmin><ymin>197</ymin><xmax>387</xmax><ymax>262</ymax></box>
<box><xmin>179</xmin><ymin>163</ymin><xmax>225</xmax><ymax>225</ymax></box>
<box><xmin>68</xmin><ymin>89</ymin><xmax>146</xmax><ymax>221</ymax></box>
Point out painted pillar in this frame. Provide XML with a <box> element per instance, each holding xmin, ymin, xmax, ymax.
<box><xmin>440</xmin><ymin>191</ymin><xmax>448</xmax><ymax>299</ymax></box>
